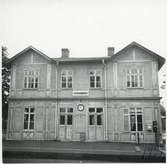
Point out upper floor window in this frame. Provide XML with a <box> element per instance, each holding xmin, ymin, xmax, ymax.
<box><xmin>59</xmin><ymin>107</ymin><xmax>73</xmax><ymax>125</ymax></box>
<box><xmin>24</xmin><ymin>107</ymin><xmax>35</xmax><ymax>130</ymax></box>
<box><xmin>24</xmin><ymin>70</ymin><xmax>39</xmax><ymax>89</ymax></box>
<box><xmin>61</xmin><ymin>70</ymin><xmax>73</xmax><ymax>89</ymax></box>
<box><xmin>88</xmin><ymin>107</ymin><xmax>103</xmax><ymax>126</ymax></box>
<box><xmin>127</xmin><ymin>68</ymin><xmax>143</xmax><ymax>88</ymax></box>
<box><xmin>90</xmin><ymin>70</ymin><xmax>101</xmax><ymax>88</ymax></box>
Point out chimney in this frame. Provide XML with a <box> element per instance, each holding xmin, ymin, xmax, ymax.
<box><xmin>61</xmin><ymin>48</ymin><xmax>69</xmax><ymax>58</ymax></box>
<box><xmin>107</xmin><ymin>47</ymin><xmax>115</xmax><ymax>57</ymax></box>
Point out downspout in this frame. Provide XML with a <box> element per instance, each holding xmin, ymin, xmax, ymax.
<box><xmin>102</xmin><ymin>59</ymin><xmax>108</xmax><ymax>141</ymax></box>
<box><xmin>55</xmin><ymin>61</ymin><xmax>59</xmax><ymax>139</ymax></box>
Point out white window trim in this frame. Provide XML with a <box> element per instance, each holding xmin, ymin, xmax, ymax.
<box><xmin>23</xmin><ymin>107</ymin><xmax>35</xmax><ymax>131</ymax></box>
<box><xmin>126</xmin><ymin>68</ymin><xmax>144</xmax><ymax>88</ymax></box>
<box><xmin>61</xmin><ymin>70</ymin><xmax>73</xmax><ymax>89</ymax></box>
<box><xmin>59</xmin><ymin>107</ymin><xmax>73</xmax><ymax>126</ymax></box>
<box><xmin>130</xmin><ymin>107</ymin><xmax>144</xmax><ymax>132</ymax></box>
<box><xmin>23</xmin><ymin>69</ymin><xmax>39</xmax><ymax>89</ymax></box>
<box><xmin>123</xmin><ymin>107</ymin><xmax>144</xmax><ymax>132</ymax></box>
<box><xmin>88</xmin><ymin>107</ymin><xmax>103</xmax><ymax>126</ymax></box>
<box><xmin>89</xmin><ymin>70</ymin><xmax>102</xmax><ymax>89</ymax></box>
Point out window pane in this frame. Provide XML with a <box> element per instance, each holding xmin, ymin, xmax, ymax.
<box><xmin>60</xmin><ymin>108</ymin><xmax>66</xmax><ymax>112</ymax></box>
<box><xmin>134</xmin><ymin>75</ymin><xmax>138</xmax><ymax>87</ymax></box>
<box><xmin>127</xmin><ymin>75</ymin><xmax>130</xmax><ymax>87</ymax></box>
<box><xmin>90</xmin><ymin>82</ymin><xmax>95</xmax><ymax>88</ymax></box>
<box><xmin>130</xmin><ymin>115</ymin><xmax>136</xmax><ymax>131</ymax></box>
<box><xmin>139</xmin><ymin>75</ymin><xmax>143</xmax><ymax>87</ymax></box>
<box><xmin>68</xmin><ymin>77</ymin><xmax>72</xmax><ymax>88</ymax></box>
<box><xmin>30</xmin><ymin>108</ymin><xmax>34</xmax><ymax>113</ymax></box>
<box><xmin>131</xmin><ymin>75</ymin><xmax>135</xmax><ymax>87</ymax></box>
<box><xmin>67</xmin><ymin>115</ymin><xmax>72</xmax><ymax>125</ymax></box>
<box><xmin>24</xmin><ymin>122</ymin><xmax>28</xmax><ymax>129</ymax></box>
<box><xmin>24</xmin><ymin>77</ymin><xmax>27</xmax><ymax>88</ymax></box>
<box><xmin>60</xmin><ymin>115</ymin><xmax>65</xmax><ymax>125</ymax></box>
<box><xmin>89</xmin><ymin>115</ymin><xmax>95</xmax><ymax>125</ymax></box>
<box><xmin>35</xmin><ymin>77</ymin><xmax>38</xmax><ymax>88</ymax></box>
<box><xmin>29</xmin><ymin>122</ymin><xmax>34</xmax><ymax>129</ymax></box>
<box><xmin>137</xmin><ymin>115</ymin><xmax>143</xmax><ymax>131</ymax></box>
<box><xmin>67</xmin><ymin>108</ymin><xmax>73</xmax><ymax>113</ymax></box>
<box><xmin>97</xmin><ymin>115</ymin><xmax>102</xmax><ymax>125</ymax></box>
<box><xmin>62</xmin><ymin>82</ymin><xmax>66</xmax><ymax>88</ymax></box>
<box><xmin>96</xmin><ymin>76</ymin><xmax>101</xmax><ymax>88</ymax></box>
<box><xmin>89</xmin><ymin>108</ymin><xmax>95</xmax><ymax>113</ymax></box>
<box><xmin>96</xmin><ymin>108</ymin><xmax>103</xmax><ymax>113</ymax></box>
<box><xmin>30</xmin><ymin>114</ymin><xmax>34</xmax><ymax>121</ymax></box>
<box><xmin>24</xmin><ymin>114</ymin><xmax>29</xmax><ymax>121</ymax></box>
<box><xmin>28</xmin><ymin>77</ymin><xmax>31</xmax><ymax>88</ymax></box>
<box><xmin>25</xmin><ymin>108</ymin><xmax>29</xmax><ymax>113</ymax></box>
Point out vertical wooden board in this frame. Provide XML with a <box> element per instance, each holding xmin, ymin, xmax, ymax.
<box><xmin>66</xmin><ymin>126</ymin><xmax>72</xmax><ymax>140</ymax></box>
<box><xmin>96</xmin><ymin>127</ymin><xmax>103</xmax><ymax>141</ymax></box>
<box><xmin>47</xmin><ymin>108</ymin><xmax>55</xmax><ymax>132</ymax></box>
<box><xmin>13</xmin><ymin>108</ymin><xmax>23</xmax><ymax>131</ymax></box>
<box><xmin>143</xmin><ymin>107</ymin><xmax>154</xmax><ymax>127</ymax></box>
<box><xmin>36</xmin><ymin>107</ymin><xmax>45</xmax><ymax>131</ymax></box>
<box><xmin>59</xmin><ymin>127</ymin><xmax>65</xmax><ymax>140</ymax></box>
<box><xmin>107</xmin><ymin>108</ymin><xmax>114</xmax><ymax>131</ymax></box>
<box><xmin>88</xmin><ymin>127</ymin><xmax>96</xmax><ymax>140</ymax></box>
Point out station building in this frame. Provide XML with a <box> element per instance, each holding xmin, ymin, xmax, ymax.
<box><xmin>6</xmin><ymin>42</ymin><xmax>165</xmax><ymax>143</ymax></box>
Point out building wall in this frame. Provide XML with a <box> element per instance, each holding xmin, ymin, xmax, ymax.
<box><xmin>7</xmin><ymin>46</ymin><xmax>162</xmax><ymax>143</ymax></box>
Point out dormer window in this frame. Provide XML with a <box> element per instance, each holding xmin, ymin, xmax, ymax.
<box><xmin>127</xmin><ymin>68</ymin><xmax>143</xmax><ymax>88</ymax></box>
<box><xmin>89</xmin><ymin>70</ymin><xmax>102</xmax><ymax>88</ymax></box>
<box><xmin>24</xmin><ymin>70</ymin><xmax>39</xmax><ymax>89</ymax></box>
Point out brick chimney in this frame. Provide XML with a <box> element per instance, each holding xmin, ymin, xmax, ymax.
<box><xmin>61</xmin><ymin>48</ymin><xmax>69</xmax><ymax>58</ymax></box>
<box><xmin>107</xmin><ymin>47</ymin><xmax>115</xmax><ymax>57</ymax></box>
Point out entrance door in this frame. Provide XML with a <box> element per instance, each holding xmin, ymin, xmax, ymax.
<box><xmin>59</xmin><ymin>107</ymin><xmax>73</xmax><ymax>141</ymax></box>
<box><xmin>88</xmin><ymin>107</ymin><xmax>104</xmax><ymax>141</ymax></box>
<box><xmin>75</xmin><ymin>114</ymin><xmax>86</xmax><ymax>141</ymax></box>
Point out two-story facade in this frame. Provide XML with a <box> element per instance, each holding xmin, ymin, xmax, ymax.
<box><xmin>6</xmin><ymin>42</ymin><xmax>165</xmax><ymax>143</ymax></box>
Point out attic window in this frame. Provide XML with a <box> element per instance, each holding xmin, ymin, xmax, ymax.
<box><xmin>24</xmin><ymin>70</ymin><xmax>39</xmax><ymax>89</ymax></box>
<box><xmin>127</xmin><ymin>68</ymin><xmax>143</xmax><ymax>88</ymax></box>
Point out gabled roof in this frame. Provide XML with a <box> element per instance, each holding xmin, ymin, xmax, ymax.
<box><xmin>7</xmin><ymin>46</ymin><xmax>51</xmax><ymax>65</ymax></box>
<box><xmin>114</xmin><ymin>41</ymin><xmax>166</xmax><ymax>70</ymax></box>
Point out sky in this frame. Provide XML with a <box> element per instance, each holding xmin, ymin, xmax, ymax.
<box><xmin>1</xmin><ymin>0</ymin><xmax>167</xmax><ymax>107</ymax></box>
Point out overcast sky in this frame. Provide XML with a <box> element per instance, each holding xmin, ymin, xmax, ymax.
<box><xmin>1</xmin><ymin>0</ymin><xmax>167</xmax><ymax>107</ymax></box>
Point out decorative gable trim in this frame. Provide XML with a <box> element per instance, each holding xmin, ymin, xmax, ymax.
<box><xmin>6</xmin><ymin>46</ymin><xmax>51</xmax><ymax>65</ymax></box>
<box><xmin>113</xmin><ymin>41</ymin><xmax>165</xmax><ymax>70</ymax></box>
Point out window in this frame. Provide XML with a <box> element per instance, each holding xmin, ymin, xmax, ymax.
<box><xmin>24</xmin><ymin>70</ymin><xmax>39</xmax><ymax>89</ymax></box>
<box><xmin>59</xmin><ymin>107</ymin><xmax>73</xmax><ymax>125</ymax></box>
<box><xmin>88</xmin><ymin>107</ymin><xmax>103</xmax><ymax>125</ymax></box>
<box><xmin>130</xmin><ymin>108</ymin><xmax>143</xmax><ymax>131</ymax></box>
<box><xmin>124</xmin><ymin>109</ymin><xmax>129</xmax><ymax>131</ymax></box>
<box><xmin>61</xmin><ymin>70</ymin><xmax>73</xmax><ymax>89</ymax></box>
<box><xmin>127</xmin><ymin>68</ymin><xmax>143</xmax><ymax>88</ymax></box>
<box><xmin>24</xmin><ymin>107</ymin><xmax>35</xmax><ymax>130</ymax></box>
<box><xmin>90</xmin><ymin>70</ymin><xmax>101</xmax><ymax>88</ymax></box>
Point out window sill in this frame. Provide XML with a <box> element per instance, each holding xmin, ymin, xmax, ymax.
<box><xmin>89</xmin><ymin>88</ymin><xmax>104</xmax><ymax>90</ymax></box>
<box><xmin>23</xmin><ymin>88</ymin><xmax>39</xmax><ymax>90</ymax></box>
<box><xmin>61</xmin><ymin>88</ymin><xmax>73</xmax><ymax>90</ymax></box>
<box><xmin>23</xmin><ymin>129</ymin><xmax>34</xmax><ymax>132</ymax></box>
<box><xmin>126</xmin><ymin>87</ymin><xmax>144</xmax><ymax>89</ymax></box>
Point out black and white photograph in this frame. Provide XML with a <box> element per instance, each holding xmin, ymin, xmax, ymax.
<box><xmin>1</xmin><ymin>0</ymin><xmax>167</xmax><ymax>163</ymax></box>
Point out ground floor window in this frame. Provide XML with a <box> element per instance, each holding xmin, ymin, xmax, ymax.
<box><xmin>59</xmin><ymin>107</ymin><xmax>73</xmax><ymax>125</ymax></box>
<box><xmin>124</xmin><ymin>107</ymin><xmax>143</xmax><ymax>131</ymax></box>
<box><xmin>88</xmin><ymin>107</ymin><xmax>103</xmax><ymax>126</ymax></box>
<box><xmin>24</xmin><ymin>107</ymin><xmax>35</xmax><ymax>130</ymax></box>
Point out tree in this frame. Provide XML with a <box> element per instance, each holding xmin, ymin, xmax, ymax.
<box><xmin>2</xmin><ymin>46</ymin><xmax>10</xmax><ymax>128</ymax></box>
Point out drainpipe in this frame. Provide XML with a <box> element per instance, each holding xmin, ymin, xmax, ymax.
<box><xmin>102</xmin><ymin>59</ymin><xmax>108</xmax><ymax>141</ymax></box>
<box><xmin>55</xmin><ymin>61</ymin><xmax>59</xmax><ymax>139</ymax></box>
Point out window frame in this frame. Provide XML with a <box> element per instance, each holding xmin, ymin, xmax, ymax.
<box><xmin>126</xmin><ymin>68</ymin><xmax>144</xmax><ymax>88</ymax></box>
<box><xmin>23</xmin><ymin>107</ymin><xmax>35</xmax><ymax>131</ymax></box>
<box><xmin>23</xmin><ymin>70</ymin><xmax>39</xmax><ymax>89</ymax></box>
<box><xmin>88</xmin><ymin>107</ymin><xmax>103</xmax><ymax>126</ymax></box>
<box><xmin>89</xmin><ymin>70</ymin><xmax>102</xmax><ymax>89</ymax></box>
<box><xmin>59</xmin><ymin>107</ymin><xmax>73</xmax><ymax>126</ymax></box>
<box><xmin>61</xmin><ymin>70</ymin><xmax>73</xmax><ymax>89</ymax></box>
